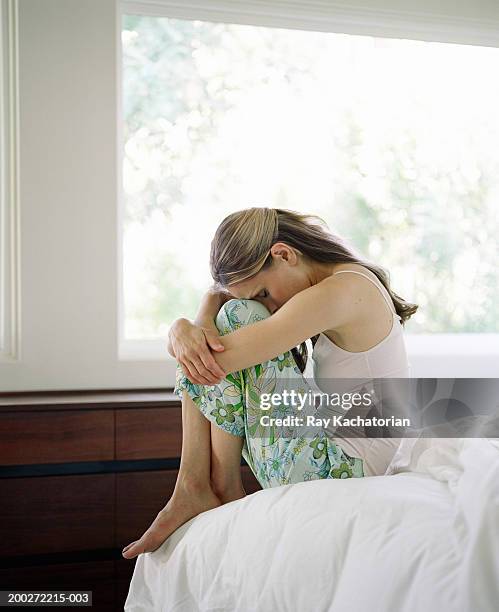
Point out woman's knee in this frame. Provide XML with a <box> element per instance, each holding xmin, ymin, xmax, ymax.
<box><xmin>215</xmin><ymin>298</ymin><xmax>271</xmax><ymax>334</ymax></box>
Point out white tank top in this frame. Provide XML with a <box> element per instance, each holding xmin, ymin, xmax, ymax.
<box><xmin>311</xmin><ymin>269</ymin><xmax>410</xmax><ymax>381</ymax></box>
<box><xmin>309</xmin><ymin>268</ymin><xmax>411</xmax><ymax>477</ymax></box>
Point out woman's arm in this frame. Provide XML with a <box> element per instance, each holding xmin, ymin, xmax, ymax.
<box><xmin>167</xmin><ymin>285</ymin><xmax>230</xmax><ymax>357</ymax></box>
<box><xmin>212</xmin><ymin>275</ymin><xmax>361</xmax><ymax>374</ymax></box>
<box><xmin>166</xmin><ymin>285</ymin><xmax>236</xmax><ymax>384</ymax></box>
<box><xmin>193</xmin><ymin>285</ymin><xmax>234</xmax><ymax>328</ymax></box>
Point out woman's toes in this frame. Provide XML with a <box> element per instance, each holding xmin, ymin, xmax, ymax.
<box><xmin>122</xmin><ymin>543</ymin><xmax>139</xmax><ymax>559</ymax></box>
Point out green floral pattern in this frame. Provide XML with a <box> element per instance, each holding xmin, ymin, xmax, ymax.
<box><xmin>174</xmin><ymin>298</ymin><xmax>364</xmax><ymax>488</ymax></box>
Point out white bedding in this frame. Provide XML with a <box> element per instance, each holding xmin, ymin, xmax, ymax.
<box><xmin>125</xmin><ymin>438</ymin><xmax>499</xmax><ymax>612</ymax></box>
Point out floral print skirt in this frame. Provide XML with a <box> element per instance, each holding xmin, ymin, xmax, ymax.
<box><xmin>174</xmin><ymin>298</ymin><xmax>365</xmax><ymax>489</ymax></box>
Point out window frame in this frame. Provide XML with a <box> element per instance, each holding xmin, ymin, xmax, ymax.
<box><xmin>0</xmin><ymin>0</ymin><xmax>20</xmax><ymax>365</ymax></box>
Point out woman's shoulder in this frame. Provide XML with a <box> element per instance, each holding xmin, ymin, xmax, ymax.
<box><xmin>325</xmin><ymin>263</ymin><xmax>389</xmax><ymax>298</ymax></box>
<box><xmin>330</xmin><ymin>262</ymin><xmax>376</xmax><ymax>278</ymax></box>
<box><xmin>314</xmin><ymin>264</ymin><xmax>372</xmax><ymax>318</ymax></box>
<box><xmin>318</xmin><ymin>262</ymin><xmax>392</xmax><ymax>327</ymax></box>
<box><xmin>319</xmin><ymin>262</ymin><xmax>377</xmax><ymax>294</ymax></box>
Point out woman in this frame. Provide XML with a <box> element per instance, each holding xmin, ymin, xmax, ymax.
<box><xmin>122</xmin><ymin>207</ymin><xmax>417</xmax><ymax>560</ymax></box>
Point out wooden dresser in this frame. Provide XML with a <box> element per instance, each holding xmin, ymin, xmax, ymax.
<box><xmin>0</xmin><ymin>390</ymin><xmax>262</xmax><ymax>611</ymax></box>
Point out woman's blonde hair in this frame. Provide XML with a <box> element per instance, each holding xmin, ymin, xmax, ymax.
<box><xmin>210</xmin><ymin>207</ymin><xmax>418</xmax><ymax>371</ymax></box>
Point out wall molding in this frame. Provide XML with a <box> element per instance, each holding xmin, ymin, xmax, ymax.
<box><xmin>0</xmin><ymin>0</ymin><xmax>21</xmax><ymax>363</ymax></box>
<box><xmin>121</xmin><ymin>0</ymin><xmax>499</xmax><ymax>48</ymax></box>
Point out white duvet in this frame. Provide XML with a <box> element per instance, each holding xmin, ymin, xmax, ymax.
<box><xmin>125</xmin><ymin>438</ymin><xmax>499</xmax><ymax>612</ymax></box>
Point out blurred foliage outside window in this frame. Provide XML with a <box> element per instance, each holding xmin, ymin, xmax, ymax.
<box><xmin>122</xmin><ymin>15</ymin><xmax>499</xmax><ymax>339</ymax></box>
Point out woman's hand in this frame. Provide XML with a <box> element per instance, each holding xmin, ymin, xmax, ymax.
<box><xmin>168</xmin><ymin>318</ymin><xmax>226</xmax><ymax>385</ymax></box>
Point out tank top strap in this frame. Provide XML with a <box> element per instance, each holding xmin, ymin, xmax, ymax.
<box><xmin>332</xmin><ymin>269</ymin><xmax>402</xmax><ymax>320</ymax></box>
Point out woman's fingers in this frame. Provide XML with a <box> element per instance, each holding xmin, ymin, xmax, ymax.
<box><xmin>181</xmin><ymin>362</ymin><xmax>203</xmax><ymax>385</ymax></box>
<box><xmin>190</xmin><ymin>356</ymin><xmax>220</xmax><ymax>384</ymax></box>
<box><xmin>172</xmin><ymin>323</ymin><xmax>225</xmax><ymax>383</ymax></box>
<box><xmin>198</xmin><ymin>348</ymin><xmax>225</xmax><ymax>381</ymax></box>
<box><xmin>180</xmin><ymin>361</ymin><xmax>218</xmax><ymax>385</ymax></box>
<box><xmin>183</xmin><ymin>359</ymin><xmax>212</xmax><ymax>385</ymax></box>
<box><xmin>204</xmin><ymin>332</ymin><xmax>225</xmax><ymax>352</ymax></box>
<box><xmin>180</xmin><ymin>361</ymin><xmax>201</xmax><ymax>384</ymax></box>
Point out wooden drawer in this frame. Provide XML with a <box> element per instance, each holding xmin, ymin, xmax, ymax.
<box><xmin>0</xmin><ymin>410</ymin><xmax>114</xmax><ymax>465</ymax></box>
<box><xmin>116</xmin><ymin>470</ymin><xmax>177</xmax><ymax>545</ymax></box>
<box><xmin>116</xmin><ymin>467</ymin><xmax>262</xmax><ymax>549</ymax></box>
<box><xmin>116</xmin><ymin>558</ymin><xmax>136</xmax><ymax>610</ymax></box>
<box><xmin>241</xmin><ymin>465</ymin><xmax>262</xmax><ymax>494</ymax></box>
<box><xmin>116</xmin><ymin>407</ymin><xmax>182</xmax><ymax>460</ymax></box>
<box><xmin>0</xmin><ymin>561</ymin><xmax>116</xmax><ymax>612</ymax></box>
<box><xmin>0</xmin><ymin>474</ymin><xmax>114</xmax><ymax>556</ymax></box>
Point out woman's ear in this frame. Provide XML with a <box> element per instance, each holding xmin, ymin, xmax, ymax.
<box><xmin>271</xmin><ymin>242</ymin><xmax>299</xmax><ymax>264</ymax></box>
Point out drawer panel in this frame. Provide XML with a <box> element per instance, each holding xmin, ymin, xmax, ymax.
<box><xmin>0</xmin><ymin>474</ymin><xmax>114</xmax><ymax>556</ymax></box>
<box><xmin>116</xmin><ymin>470</ymin><xmax>177</xmax><ymax>545</ymax></box>
<box><xmin>116</xmin><ymin>558</ymin><xmax>137</xmax><ymax>610</ymax></box>
<box><xmin>116</xmin><ymin>467</ymin><xmax>262</xmax><ymax>549</ymax></box>
<box><xmin>0</xmin><ymin>410</ymin><xmax>114</xmax><ymax>465</ymax></box>
<box><xmin>0</xmin><ymin>561</ymin><xmax>115</xmax><ymax>612</ymax></box>
<box><xmin>116</xmin><ymin>407</ymin><xmax>182</xmax><ymax>460</ymax></box>
<box><xmin>241</xmin><ymin>465</ymin><xmax>262</xmax><ymax>494</ymax></box>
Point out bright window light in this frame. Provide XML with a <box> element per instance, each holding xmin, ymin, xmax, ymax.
<box><xmin>121</xmin><ymin>15</ymin><xmax>499</xmax><ymax>340</ymax></box>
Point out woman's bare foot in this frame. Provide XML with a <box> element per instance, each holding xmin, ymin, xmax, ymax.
<box><xmin>121</xmin><ymin>480</ymin><xmax>222</xmax><ymax>559</ymax></box>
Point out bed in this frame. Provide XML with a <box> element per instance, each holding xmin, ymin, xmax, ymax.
<box><xmin>124</xmin><ymin>437</ymin><xmax>499</xmax><ymax>611</ymax></box>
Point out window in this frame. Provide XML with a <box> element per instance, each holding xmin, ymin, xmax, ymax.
<box><xmin>116</xmin><ymin>1</ymin><xmax>499</xmax><ymax>379</ymax></box>
<box><xmin>120</xmin><ymin>13</ymin><xmax>499</xmax><ymax>347</ymax></box>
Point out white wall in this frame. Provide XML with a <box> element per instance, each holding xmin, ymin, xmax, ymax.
<box><xmin>1</xmin><ymin>0</ymin><xmax>498</xmax><ymax>391</ymax></box>
<box><xmin>1</xmin><ymin>0</ymin><xmax>173</xmax><ymax>391</ymax></box>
